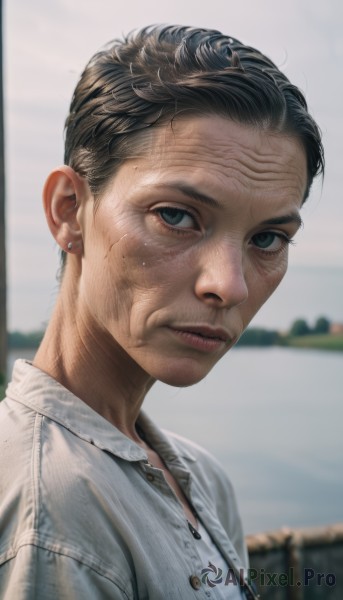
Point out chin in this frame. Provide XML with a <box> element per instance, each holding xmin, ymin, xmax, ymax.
<box><xmin>150</xmin><ymin>359</ymin><xmax>214</xmax><ymax>388</ymax></box>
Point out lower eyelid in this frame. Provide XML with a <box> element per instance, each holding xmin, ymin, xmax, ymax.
<box><xmin>154</xmin><ymin>207</ymin><xmax>198</xmax><ymax>229</ymax></box>
<box><xmin>264</xmin><ymin>239</ymin><xmax>292</xmax><ymax>255</ymax></box>
<box><xmin>251</xmin><ymin>233</ymin><xmax>293</xmax><ymax>255</ymax></box>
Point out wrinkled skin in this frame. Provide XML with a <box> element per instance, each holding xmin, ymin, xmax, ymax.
<box><xmin>78</xmin><ymin>116</ymin><xmax>306</xmax><ymax>386</ymax></box>
<box><xmin>36</xmin><ymin>116</ymin><xmax>307</xmax><ymax>435</ymax></box>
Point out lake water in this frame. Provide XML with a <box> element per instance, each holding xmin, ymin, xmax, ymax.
<box><xmin>7</xmin><ymin>346</ymin><xmax>342</xmax><ymax>535</ymax></box>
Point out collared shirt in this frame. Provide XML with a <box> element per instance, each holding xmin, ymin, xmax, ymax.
<box><xmin>0</xmin><ymin>360</ymin><xmax>255</xmax><ymax>599</ymax></box>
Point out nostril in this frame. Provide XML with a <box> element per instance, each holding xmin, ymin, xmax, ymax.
<box><xmin>203</xmin><ymin>292</ymin><xmax>222</xmax><ymax>302</ymax></box>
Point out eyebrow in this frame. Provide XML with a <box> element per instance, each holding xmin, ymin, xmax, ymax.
<box><xmin>158</xmin><ymin>182</ymin><xmax>221</xmax><ymax>208</ymax></box>
<box><xmin>155</xmin><ymin>181</ymin><xmax>303</xmax><ymax>228</ymax></box>
<box><xmin>260</xmin><ymin>214</ymin><xmax>303</xmax><ymax>229</ymax></box>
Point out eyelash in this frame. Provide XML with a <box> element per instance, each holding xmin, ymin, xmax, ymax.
<box><xmin>153</xmin><ymin>206</ymin><xmax>295</xmax><ymax>253</ymax></box>
<box><xmin>153</xmin><ymin>206</ymin><xmax>198</xmax><ymax>234</ymax></box>
<box><xmin>251</xmin><ymin>231</ymin><xmax>295</xmax><ymax>255</ymax></box>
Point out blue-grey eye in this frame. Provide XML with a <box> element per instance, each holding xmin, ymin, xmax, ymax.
<box><xmin>159</xmin><ymin>208</ymin><xmax>195</xmax><ymax>228</ymax></box>
<box><xmin>252</xmin><ymin>231</ymin><xmax>290</xmax><ymax>253</ymax></box>
<box><xmin>253</xmin><ymin>232</ymin><xmax>277</xmax><ymax>249</ymax></box>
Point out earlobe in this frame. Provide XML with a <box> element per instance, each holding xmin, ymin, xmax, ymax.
<box><xmin>43</xmin><ymin>166</ymin><xmax>88</xmax><ymax>253</ymax></box>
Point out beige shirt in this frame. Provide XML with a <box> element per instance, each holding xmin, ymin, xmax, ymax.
<box><xmin>0</xmin><ymin>360</ymin><xmax>255</xmax><ymax>599</ymax></box>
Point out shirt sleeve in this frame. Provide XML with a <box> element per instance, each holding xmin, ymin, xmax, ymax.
<box><xmin>0</xmin><ymin>544</ymin><xmax>131</xmax><ymax>600</ymax></box>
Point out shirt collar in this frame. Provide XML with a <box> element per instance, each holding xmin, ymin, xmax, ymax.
<box><xmin>7</xmin><ymin>359</ymin><xmax>196</xmax><ymax>464</ymax></box>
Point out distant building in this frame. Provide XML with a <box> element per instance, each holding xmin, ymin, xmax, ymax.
<box><xmin>330</xmin><ymin>323</ymin><xmax>343</xmax><ymax>335</ymax></box>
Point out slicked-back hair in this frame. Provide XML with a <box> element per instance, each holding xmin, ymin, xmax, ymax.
<box><xmin>62</xmin><ymin>25</ymin><xmax>324</xmax><ymax>267</ymax></box>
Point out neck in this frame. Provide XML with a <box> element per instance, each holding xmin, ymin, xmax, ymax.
<box><xmin>33</xmin><ymin>269</ymin><xmax>155</xmax><ymax>443</ymax></box>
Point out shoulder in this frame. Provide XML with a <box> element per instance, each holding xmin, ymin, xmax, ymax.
<box><xmin>0</xmin><ymin>396</ymin><xmax>37</xmax><ymax>499</ymax></box>
<box><xmin>0</xmin><ymin>396</ymin><xmax>40</xmax><ymax>566</ymax></box>
<box><xmin>0</xmin><ymin>397</ymin><xmax>136</xmax><ymax>595</ymax></box>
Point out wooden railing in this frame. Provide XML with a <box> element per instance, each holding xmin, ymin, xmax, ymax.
<box><xmin>246</xmin><ymin>523</ymin><xmax>343</xmax><ymax>599</ymax></box>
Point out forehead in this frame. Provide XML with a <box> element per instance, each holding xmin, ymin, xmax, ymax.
<box><xmin>127</xmin><ymin>116</ymin><xmax>308</xmax><ymax>205</ymax></box>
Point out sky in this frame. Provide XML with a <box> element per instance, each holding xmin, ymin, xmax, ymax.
<box><xmin>4</xmin><ymin>0</ymin><xmax>343</xmax><ymax>331</ymax></box>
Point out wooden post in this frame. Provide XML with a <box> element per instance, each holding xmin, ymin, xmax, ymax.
<box><xmin>0</xmin><ymin>0</ymin><xmax>7</xmax><ymax>387</ymax></box>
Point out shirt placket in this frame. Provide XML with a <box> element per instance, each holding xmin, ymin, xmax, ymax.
<box><xmin>139</xmin><ymin>459</ymin><xmax>225</xmax><ymax>599</ymax></box>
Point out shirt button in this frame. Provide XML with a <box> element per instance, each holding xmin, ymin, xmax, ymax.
<box><xmin>146</xmin><ymin>473</ymin><xmax>154</xmax><ymax>482</ymax></box>
<box><xmin>189</xmin><ymin>575</ymin><xmax>201</xmax><ymax>590</ymax></box>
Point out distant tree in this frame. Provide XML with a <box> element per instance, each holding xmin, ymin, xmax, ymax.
<box><xmin>289</xmin><ymin>319</ymin><xmax>311</xmax><ymax>337</ymax></box>
<box><xmin>9</xmin><ymin>330</ymin><xmax>44</xmax><ymax>349</ymax></box>
<box><xmin>236</xmin><ymin>328</ymin><xmax>281</xmax><ymax>346</ymax></box>
<box><xmin>313</xmin><ymin>316</ymin><xmax>330</xmax><ymax>335</ymax></box>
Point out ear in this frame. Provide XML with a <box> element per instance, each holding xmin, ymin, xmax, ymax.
<box><xmin>43</xmin><ymin>166</ymin><xmax>90</xmax><ymax>254</ymax></box>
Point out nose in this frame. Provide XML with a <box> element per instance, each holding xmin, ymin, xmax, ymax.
<box><xmin>194</xmin><ymin>243</ymin><xmax>248</xmax><ymax>309</ymax></box>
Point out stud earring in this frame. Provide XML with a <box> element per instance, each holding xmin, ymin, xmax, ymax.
<box><xmin>67</xmin><ymin>242</ymin><xmax>73</xmax><ymax>251</ymax></box>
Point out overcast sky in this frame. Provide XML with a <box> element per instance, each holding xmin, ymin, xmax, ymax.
<box><xmin>4</xmin><ymin>0</ymin><xmax>343</xmax><ymax>331</ymax></box>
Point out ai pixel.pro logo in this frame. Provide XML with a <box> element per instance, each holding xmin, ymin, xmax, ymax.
<box><xmin>201</xmin><ymin>563</ymin><xmax>237</xmax><ymax>588</ymax></box>
<box><xmin>201</xmin><ymin>563</ymin><xmax>337</xmax><ymax>589</ymax></box>
<box><xmin>201</xmin><ymin>562</ymin><xmax>223</xmax><ymax>587</ymax></box>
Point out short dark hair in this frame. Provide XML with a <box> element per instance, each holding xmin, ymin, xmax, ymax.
<box><xmin>62</xmin><ymin>24</ymin><xmax>324</xmax><ymax>267</ymax></box>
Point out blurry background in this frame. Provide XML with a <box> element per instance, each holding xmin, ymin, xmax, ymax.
<box><xmin>5</xmin><ymin>0</ymin><xmax>343</xmax><ymax>533</ymax></box>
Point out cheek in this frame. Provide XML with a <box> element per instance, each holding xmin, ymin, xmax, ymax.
<box><xmin>111</xmin><ymin>230</ymin><xmax>190</xmax><ymax>291</ymax></box>
<box><xmin>98</xmin><ymin>236</ymin><xmax>172</xmax><ymax>326</ymax></box>
<box><xmin>247</xmin><ymin>255</ymin><xmax>289</xmax><ymax>309</ymax></box>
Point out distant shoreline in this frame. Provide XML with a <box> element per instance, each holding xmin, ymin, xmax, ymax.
<box><xmin>2</xmin><ymin>336</ymin><xmax>342</xmax><ymax>399</ymax></box>
<box><xmin>235</xmin><ymin>317</ymin><xmax>343</xmax><ymax>352</ymax></box>
<box><xmin>237</xmin><ymin>332</ymin><xmax>343</xmax><ymax>352</ymax></box>
<box><xmin>6</xmin><ymin>326</ymin><xmax>343</xmax><ymax>353</ymax></box>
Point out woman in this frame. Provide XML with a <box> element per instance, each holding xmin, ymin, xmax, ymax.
<box><xmin>0</xmin><ymin>25</ymin><xmax>323</xmax><ymax>599</ymax></box>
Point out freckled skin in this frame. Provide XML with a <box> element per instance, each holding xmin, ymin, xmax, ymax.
<box><xmin>77</xmin><ymin>116</ymin><xmax>307</xmax><ymax>387</ymax></box>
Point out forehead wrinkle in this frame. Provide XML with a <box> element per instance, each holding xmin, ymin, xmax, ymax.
<box><xmin>159</xmin><ymin>120</ymin><xmax>301</xmax><ymax>158</ymax></box>
<box><xmin>151</xmin><ymin>133</ymin><xmax>304</xmax><ymax>178</ymax></box>
<box><xmin>157</xmin><ymin>152</ymin><xmax>304</xmax><ymax>183</ymax></box>
<box><xmin>143</xmin><ymin>154</ymin><xmax>305</xmax><ymax>201</ymax></box>
<box><xmin>129</xmin><ymin>118</ymin><xmax>307</xmax><ymax>202</ymax></box>
<box><xmin>143</xmin><ymin>115</ymin><xmax>306</xmax><ymax>165</ymax></box>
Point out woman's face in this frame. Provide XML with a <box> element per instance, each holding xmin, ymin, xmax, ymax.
<box><xmin>78</xmin><ymin>116</ymin><xmax>307</xmax><ymax>386</ymax></box>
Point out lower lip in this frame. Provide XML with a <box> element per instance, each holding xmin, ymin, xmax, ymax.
<box><xmin>168</xmin><ymin>328</ymin><xmax>228</xmax><ymax>352</ymax></box>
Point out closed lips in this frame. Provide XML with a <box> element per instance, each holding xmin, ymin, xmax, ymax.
<box><xmin>170</xmin><ymin>326</ymin><xmax>230</xmax><ymax>342</ymax></box>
